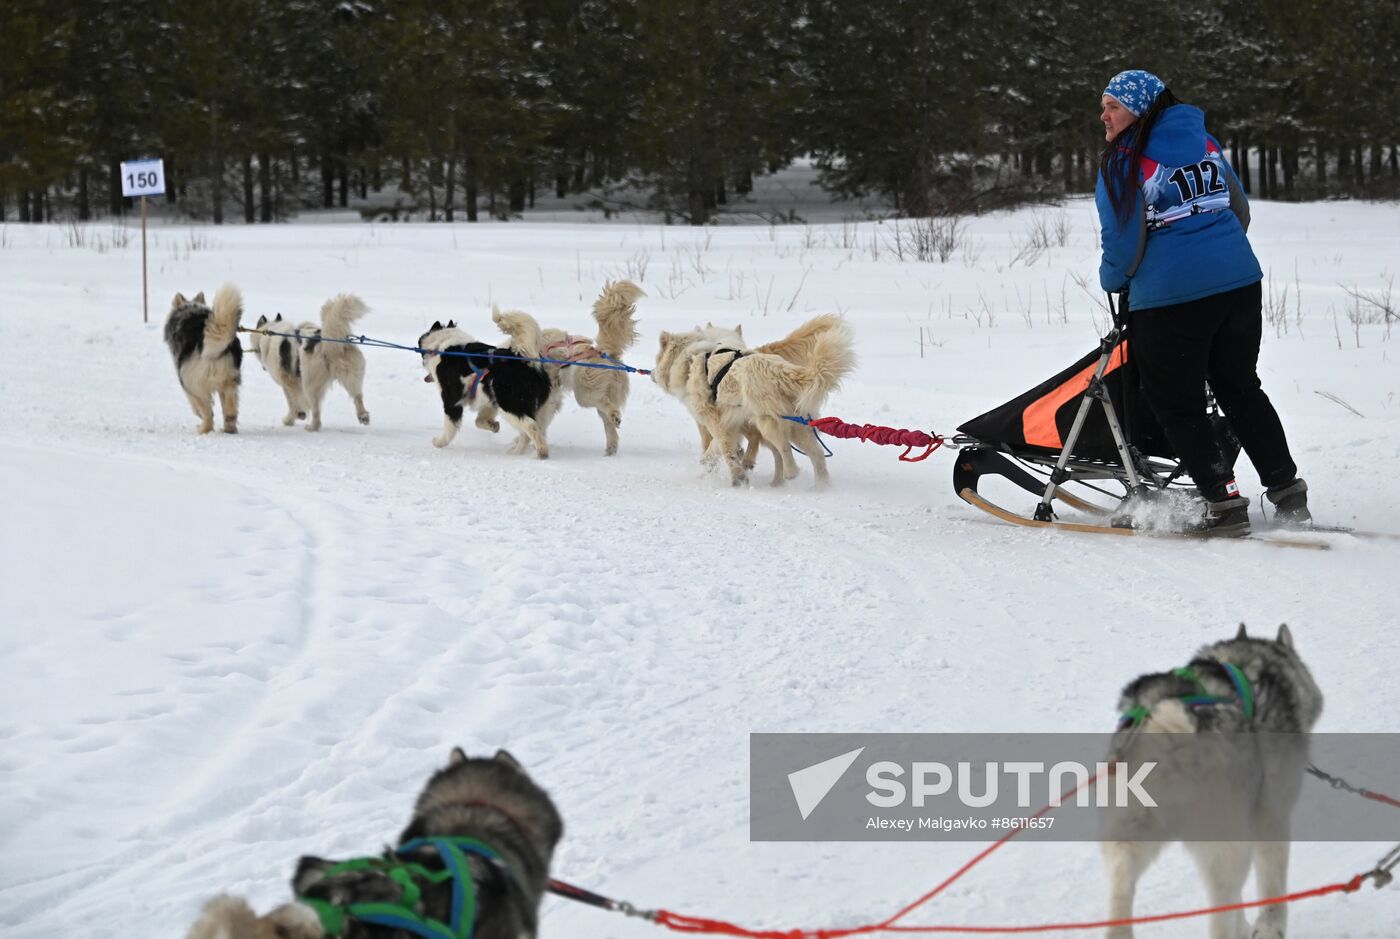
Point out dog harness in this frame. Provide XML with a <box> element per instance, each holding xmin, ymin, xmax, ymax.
<box><xmin>299</xmin><ymin>836</ymin><xmax>514</xmax><ymax>939</ymax></box>
<box><xmin>1118</xmin><ymin>662</ymin><xmax>1255</xmax><ymax>728</ymax></box>
<box><xmin>540</xmin><ymin>335</ymin><xmax>598</xmax><ymax>367</ymax></box>
<box><xmin>466</xmin><ymin>368</ymin><xmax>489</xmax><ymax>403</ymax></box>
<box><xmin>706</xmin><ymin>348</ymin><xmax>747</xmax><ymax>403</ymax></box>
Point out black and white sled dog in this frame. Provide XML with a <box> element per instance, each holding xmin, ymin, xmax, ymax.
<box><xmin>418</xmin><ymin>310</ymin><xmax>561</xmax><ymax>458</ymax></box>
<box><xmin>164</xmin><ymin>285</ymin><xmax>243</xmax><ymax>434</ymax></box>
<box><xmin>1101</xmin><ymin>624</ymin><xmax>1323</xmax><ymax>939</ymax></box>
<box><xmin>185</xmin><ymin>748</ymin><xmax>563</xmax><ymax>939</ymax></box>
<box><xmin>538</xmin><ymin>280</ymin><xmax>644</xmax><ymax>455</ymax></box>
<box><xmin>249</xmin><ymin>294</ymin><xmax>371</xmax><ymax>430</ymax></box>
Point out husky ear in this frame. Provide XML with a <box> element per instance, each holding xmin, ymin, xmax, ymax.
<box><xmin>194</xmin><ymin>291</ymin><xmax>206</xmax><ymax>304</ymax></box>
<box><xmin>1236</xmin><ymin>623</ymin><xmax>1249</xmax><ymax>640</ymax></box>
<box><xmin>172</xmin><ymin>292</ymin><xmax>186</xmax><ymax>307</ymax></box>
<box><xmin>1276</xmin><ymin>623</ymin><xmax>1294</xmax><ymax>649</ymax></box>
<box><xmin>447</xmin><ymin>319</ymin><xmax>457</xmax><ymax>328</ymax></box>
<box><xmin>274</xmin><ymin>313</ymin><xmax>283</xmax><ymax>322</ymax></box>
<box><xmin>430</xmin><ymin>320</ymin><xmax>443</xmax><ymax>332</ymax></box>
<box><xmin>493</xmin><ymin>749</ymin><xmax>524</xmax><ymax>772</ymax></box>
<box><xmin>291</xmin><ymin>856</ymin><xmax>336</xmax><ymax>894</ymax></box>
<box><xmin>448</xmin><ymin>746</ymin><xmax>468</xmax><ymax>766</ymax></box>
<box><xmin>256</xmin><ymin>314</ymin><xmax>267</xmax><ymax>327</ymax></box>
<box><xmin>734</xmin><ymin>324</ymin><xmax>743</xmax><ymax>336</ymax></box>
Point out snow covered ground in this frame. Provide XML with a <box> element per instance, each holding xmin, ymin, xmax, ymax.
<box><xmin>1</xmin><ymin>187</ymin><xmax>1398</xmax><ymax>938</ymax></box>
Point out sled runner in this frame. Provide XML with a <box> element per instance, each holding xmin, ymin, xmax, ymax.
<box><xmin>951</xmin><ymin>295</ymin><xmax>1330</xmax><ymax>549</ymax></box>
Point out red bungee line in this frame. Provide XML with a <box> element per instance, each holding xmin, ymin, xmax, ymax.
<box><xmin>577</xmin><ymin>770</ymin><xmax>1385</xmax><ymax>938</ymax></box>
<box><xmin>807</xmin><ymin>417</ymin><xmax>946</xmax><ymax>462</ymax></box>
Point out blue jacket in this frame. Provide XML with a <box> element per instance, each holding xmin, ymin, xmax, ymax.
<box><xmin>1096</xmin><ymin>104</ymin><xmax>1262</xmax><ymax>310</ymax></box>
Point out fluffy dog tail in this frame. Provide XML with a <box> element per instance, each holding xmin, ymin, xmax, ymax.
<box><xmin>794</xmin><ymin>318</ymin><xmax>855</xmax><ymax>415</ymax></box>
<box><xmin>185</xmin><ymin>895</ymin><xmax>323</xmax><ymax>939</ymax></box>
<box><xmin>592</xmin><ymin>280</ymin><xmax>644</xmax><ymax>358</ymax></box>
<box><xmin>203</xmin><ymin>284</ymin><xmax>242</xmax><ymax>357</ymax></box>
<box><xmin>319</xmin><ymin>293</ymin><xmax>369</xmax><ymax>340</ymax></box>
<box><xmin>491</xmin><ymin>307</ymin><xmax>544</xmax><ymax>361</ymax></box>
<box><xmin>757</xmin><ymin>312</ymin><xmax>843</xmax><ymax>364</ymax></box>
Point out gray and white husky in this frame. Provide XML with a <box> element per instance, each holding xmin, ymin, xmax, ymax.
<box><xmin>1101</xmin><ymin>624</ymin><xmax>1323</xmax><ymax>939</ymax></box>
<box><xmin>249</xmin><ymin>295</ymin><xmax>371</xmax><ymax>431</ymax></box>
<box><xmin>164</xmin><ymin>285</ymin><xmax>243</xmax><ymax>434</ymax></box>
<box><xmin>185</xmin><ymin>748</ymin><xmax>563</xmax><ymax>939</ymax></box>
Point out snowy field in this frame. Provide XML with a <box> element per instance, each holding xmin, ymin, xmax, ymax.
<box><xmin>1</xmin><ymin>184</ymin><xmax>1398</xmax><ymax>938</ymax></box>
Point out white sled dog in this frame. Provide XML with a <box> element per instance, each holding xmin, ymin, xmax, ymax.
<box><xmin>184</xmin><ymin>748</ymin><xmax>563</xmax><ymax>939</ymax></box>
<box><xmin>163</xmin><ymin>285</ymin><xmax>243</xmax><ymax>434</ymax></box>
<box><xmin>418</xmin><ymin>309</ymin><xmax>562</xmax><ymax>458</ymax></box>
<box><xmin>538</xmin><ymin>280</ymin><xmax>644</xmax><ymax>455</ymax></box>
<box><xmin>653</xmin><ymin>314</ymin><xmax>854</xmax><ymax>486</ymax></box>
<box><xmin>1101</xmin><ymin>623</ymin><xmax>1323</xmax><ymax>939</ymax></box>
<box><xmin>250</xmin><ymin>295</ymin><xmax>370</xmax><ymax>430</ymax></box>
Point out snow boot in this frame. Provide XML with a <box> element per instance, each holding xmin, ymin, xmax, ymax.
<box><xmin>1266</xmin><ymin>478</ymin><xmax>1311</xmax><ymax>525</ymax></box>
<box><xmin>1192</xmin><ymin>495</ymin><xmax>1252</xmax><ymax>536</ymax></box>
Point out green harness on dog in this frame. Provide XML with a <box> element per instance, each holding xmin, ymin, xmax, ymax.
<box><xmin>299</xmin><ymin>836</ymin><xmax>512</xmax><ymax>939</ymax></box>
<box><xmin>1119</xmin><ymin>662</ymin><xmax>1255</xmax><ymax>729</ymax></box>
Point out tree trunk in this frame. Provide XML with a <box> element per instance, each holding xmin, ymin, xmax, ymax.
<box><xmin>242</xmin><ymin>154</ymin><xmax>255</xmax><ymax>223</ymax></box>
<box><xmin>211</xmin><ymin>101</ymin><xmax>225</xmax><ymax>225</ymax></box>
<box><xmin>445</xmin><ymin>156</ymin><xmax>456</xmax><ymax>222</ymax></box>
<box><xmin>259</xmin><ymin>153</ymin><xmax>272</xmax><ymax>222</ymax></box>
<box><xmin>465</xmin><ymin>155</ymin><xmax>478</xmax><ymax>222</ymax></box>
<box><xmin>1315</xmin><ymin>136</ymin><xmax>1326</xmax><ymax>188</ymax></box>
<box><xmin>19</xmin><ymin>190</ymin><xmax>31</xmax><ymax>223</ymax></box>
<box><xmin>1369</xmin><ymin>141</ymin><xmax>1382</xmax><ymax>185</ymax></box>
<box><xmin>556</xmin><ymin>173</ymin><xmax>567</xmax><ymax>198</ymax></box>
<box><xmin>1390</xmin><ymin>145</ymin><xmax>1398</xmax><ymax>178</ymax></box>
<box><xmin>508</xmin><ymin>178</ymin><xmax>526</xmax><ymax>214</ymax></box>
<box><xmin>167</xmin><ymin>161</ymin><xmax>179</xmax><ymax>205</ymax></box>
<box><xmin>1338</xmin><ymin>143</ymin><xmax>1351</xmax><ymax>189</ymax></box>
<box><xmin>321</xmin><ymin>155</ymin><xmax>334</xmax><ymax>208</ymax></box>
<box><xmin>1281</xmin><ymin>145</ymin><xmax>1295</xmax><ymax>200</ymax></box>
<box><xmin>1353</xmin><ymin>145</ymin><xmax>1363</xmax><ymax>187</ymax></box>
<box><xmin>427</xmin><ymin>160</ymin><xmax>438</xmax><ymax>220</ymax></box>
<box><xmin>338</xmin><ymin>161</ymin><xmax>348</xmax><ymax>207</ymax></box>
<box><xmin>714</xmin><ymin>179</ymin><xmax>727</xmax><ymax>205</ymax></box>
<box><xmin>109</xmin><ymin>157</ymin><xmax>124</xmax><ymax>216</ymax></box>
<box><xmin>736</xmin><ymin>170</ymin><xmax>753</xmax><ymax>195</ymax></box>
<box><xmin>1237</xmin><ymin>138</ymin><xmax>1251</xmax><ymax>194</ymax></box>
<box><xmin>290</xmin><ymin>150</ymin><xmax>300</xmax><ymax>186</ymax></box>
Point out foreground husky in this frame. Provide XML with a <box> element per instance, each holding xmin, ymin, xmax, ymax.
<box><xmin>249</xmin><ymin>295</ymin><xmax>371</xmax><ymax>430</ymax></box>
<box><xmin>163</xmin><ymin>285</ymin><xmax>243</xmax><ymax>434</ymax></box>
<box><xmin>1102</xmin><ymin>624</ymin><xmax>1323</xmax><ymax>939</ymax></box>
<box><xmin>185</xmin><ymin>748</ymin><xmax>562</xmax><ymax>939</ymax></box>
<box><xmin>419</xmin><ymin>310</ymin><xmax>561</xmax><ymax>457</ymax></box>
<box><xmin>654</xmin><ymin>314</ymin><xmax>854</xmax><ymax>486</ymax></box>
<box><xmin>539</xmin><ymin>280</ymin><xmax>644</xmax><ymax>455</ymax></box>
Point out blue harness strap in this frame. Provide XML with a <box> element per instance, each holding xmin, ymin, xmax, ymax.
<box><xmin>1118</xmin><ymin>663</ymin><xmax>1256</xmax><ymax>728</ymax></box>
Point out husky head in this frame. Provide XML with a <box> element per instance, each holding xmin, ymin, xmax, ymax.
<box><xmin>418</xmin><ymin>321</ymin><xmax>469</xmax><ymax>384</ymax></box>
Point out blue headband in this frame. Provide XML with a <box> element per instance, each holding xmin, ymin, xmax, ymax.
<box><xmin>1103</xmin><ymin>70</ymin><xmax>1166</xmax><ymax>117</ymax></box>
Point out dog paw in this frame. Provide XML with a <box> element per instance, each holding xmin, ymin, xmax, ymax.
<box><xmin>283</xmin><ymin>415</ymin><xmax>297</xmax><ymax>426</ymax></box>
<box><xmin>197</xmin><ymin>423</ymin><xmax>213</xmax><ymax>434</ymax></box>
<box><xmin>297</xmin><ymin>411</ymin><xmax>307</xmax><ymax>419</ymax></box>
<box><xmin>222</xmin><ymin>423</ymin><xmax>238</xmax><ymax>435</ymax></box>
<box><xmin>305</xmin><ymin>421</ymin><xmax>321</xmax><ymax>432</ymax></box>
<box><xmin>605</xmin><ymin>444</ymin><xmax>618</xmax><ymax>456</ymax></box>
<box><xmin>536</xmin><ymin>449</ymin><xmax>550</xmax><ymax>460</ymax></box>
<box><xmin>1250</xmin><ymin>920</ymin><xmax>1285</xmax><ymax>939</ymax></box>
<box><xmin>432</xmin><ymin>437</ymin><xmax>450</xmax><ymax>448</ymax></box>
<box><xmin>358</xmin><ymin>412</ymin><xmax>370</xmax><ymax>425</ymax></box>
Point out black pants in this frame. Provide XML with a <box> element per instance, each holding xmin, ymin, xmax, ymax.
<box><xmin>1131</xmin><ymin>281</ymin><xmax>1298</xmax><ymax>502</ymax></box>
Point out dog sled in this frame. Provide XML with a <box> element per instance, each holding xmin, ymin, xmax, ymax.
<box><xmin>950</xmin><ymin>296</ymin><xmax>1332</xmax><ymax>548</ymax></box>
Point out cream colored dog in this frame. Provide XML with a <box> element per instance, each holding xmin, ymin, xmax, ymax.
<box><xmin>654</xmin><ymin>314</ymin><xmax>854</xmax><ymax>486</ymax></box>
<box><xmin>538</xmin><ymin>280</ymin><xmax>644</xmax><ymax>455</ymax></box>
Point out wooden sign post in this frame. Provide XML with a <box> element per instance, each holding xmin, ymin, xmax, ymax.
<box><xmin>120</xmin><ymin>158</ymin><xmax>166</xmax><ymax>323</ymax></box>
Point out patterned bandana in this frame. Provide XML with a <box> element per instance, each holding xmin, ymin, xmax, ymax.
<box><xmin>1103</xmin><ymin>70</ymin><xmax>1166</xmax><ymax>117</ymax></box>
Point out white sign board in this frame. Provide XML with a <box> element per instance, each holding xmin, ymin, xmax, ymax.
<box><xmin>120</xmin><ymin>158</ymin><xmax>166</xmax><ymax>197</ymax></box>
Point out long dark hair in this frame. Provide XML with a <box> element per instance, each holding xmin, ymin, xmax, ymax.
<box><xmin>1099</xmin><ymin>88</ymin><xmax>1182</xmax><ymax>224</ymax></box>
